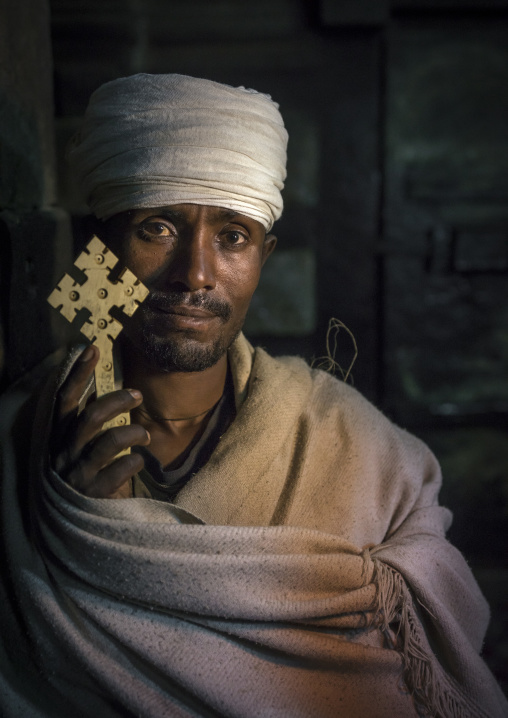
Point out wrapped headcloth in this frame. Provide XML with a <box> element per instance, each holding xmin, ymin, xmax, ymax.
<box><xmin>67</xmin><ymin>73</ymin><xmax>288</xmax><ymax>231</ymax></box>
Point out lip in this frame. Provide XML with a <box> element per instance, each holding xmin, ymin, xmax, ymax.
<box><xmin>151</xmin><ymin>304</ymin><xmax>216</xmax><ymax>319</ymax></box>
<box><xmin>147</xmin><ymin>304</ymin><xmax>220</xmax><ymax>329</ymax></box>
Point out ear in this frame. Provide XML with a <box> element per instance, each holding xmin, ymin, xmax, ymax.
<box><xmin>261</xmin><ymin>233</ymin><xmax>277</xmax><ymax>266</ymax></box>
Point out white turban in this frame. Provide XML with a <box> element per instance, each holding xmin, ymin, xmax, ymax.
<box><xmin>67</xmin><ymin>73</ymin><xmax>288</xmax><ymax>231</ymax></box>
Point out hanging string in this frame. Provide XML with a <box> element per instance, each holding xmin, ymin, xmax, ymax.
<box><xmin>311</xmin><ymin>317</ymin><xmax>358</xmax><ymax>384</ymax></box>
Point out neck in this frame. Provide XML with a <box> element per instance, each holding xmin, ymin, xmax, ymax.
<box><xmin>121</xmin><ymin>344</ymin><xmax>228</xmax><ymax>428</ymax></box>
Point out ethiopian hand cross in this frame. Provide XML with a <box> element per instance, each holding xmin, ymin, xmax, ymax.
<box><xmin>48</xmin><ymin>236</ymin><xmax>149</xmax><ymax>450</ymax></box>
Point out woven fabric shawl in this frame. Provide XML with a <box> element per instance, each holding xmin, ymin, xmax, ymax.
<box><xmin>0</xmin><ymin>335</ymin><xmax>506</xmax><ymax>717</ymax></box>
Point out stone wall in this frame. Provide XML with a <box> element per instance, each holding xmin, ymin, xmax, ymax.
<box><xmin>0</xmin><ymin>0</ymin><xmax>72</xmax><ymax>389</ymax></box>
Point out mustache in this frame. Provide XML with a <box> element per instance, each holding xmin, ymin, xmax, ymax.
<box><xmin>144</xmin><ymin>290</ymin><xmax>232</xmax><ymax>322</ymax></box>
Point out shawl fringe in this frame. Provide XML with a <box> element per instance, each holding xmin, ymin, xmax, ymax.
<box><xmin>373</xmin><ymin>559</ymin><xmax>490</xmax><ymax>718</ymax></box>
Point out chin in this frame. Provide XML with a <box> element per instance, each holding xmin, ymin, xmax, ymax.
<box><xmin>136</xmin><ymin>327</ymin><xmax>241</xmax><ymax>373</ymax></box>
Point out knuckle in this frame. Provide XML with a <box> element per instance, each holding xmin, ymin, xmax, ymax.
<box><xmin>57</xmin><ymin>388</ymin><xmax>76</xmax><ymax>416</ymax></box>
<box><xmin>92</xmin><ymin>455</ymin><xmax>142</xmax><ymax>498</ymax></box>
<box><xmin>58</xmin><ymin>385</ymin><xmax>73</xmax><ymax>405</ymax></box>
<box><xmin>79</xmin><ymin>403</ymin><xmax>100</xmax><ymax>426</ymax></box>
<box><xmin>65</xmin><ymin>462</ymin><xmax>88</xmax><ymax>492</ymax></box>
<box><xmin>80</xmin><ymin>391</ymin><xmax>135</xmax><ymax>427</ymax></box>
<box><xmin>106</xmin><ymin>428</ymin><xmax>122</xmax><ymax>451</ymax></box>
<box><xmin>129</xmin><ymin>452</ymin><xmax>145</xmax><ymax>472</ymax></box>
<box><xmin>117</xmin><ymin>452</ymin><xmax>143</xmax><ymax>477</ymax></box>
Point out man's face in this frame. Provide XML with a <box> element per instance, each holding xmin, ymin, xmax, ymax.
<box><xmin>102</xmin><ymin>204</ymin><xmax>276</xmax><ymax>372</ymax></box>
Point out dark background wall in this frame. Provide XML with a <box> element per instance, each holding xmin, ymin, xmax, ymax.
<box><xmin>1</xmin><ymin>0</ymin><xmax>507</xmax><ymax>694</ymax></box>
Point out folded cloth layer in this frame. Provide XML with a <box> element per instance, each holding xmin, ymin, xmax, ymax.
<box><xmin>67</xmin><ymin>74</ymin><xmax>288</xmax><ymax>230</ymax></box>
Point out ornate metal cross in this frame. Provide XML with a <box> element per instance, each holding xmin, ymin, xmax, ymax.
<box><xmin>48</xmin><ymin>235</ymin><xmax>149</xmax><ymax>447</ymax></box>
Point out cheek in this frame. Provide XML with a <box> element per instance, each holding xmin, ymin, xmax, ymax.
<box><xmin>224</xmin><ymin>261</ymin><xmax>262</xmax><ymax>310</ymax></box>
<box><xmin>122</xmin><ymin>244</ymin><xmax>170</xmax><ymax>284</ymax></box>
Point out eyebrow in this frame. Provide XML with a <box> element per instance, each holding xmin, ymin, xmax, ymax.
<box><xmin>215</xmin><ymin>208</ymin><xmax>239</xmax><ymax>220</ymax></box>
<box><xmin>155</xmin><ymin>208</ymin><xmax>185</xmax><ymax>221</ymax></box>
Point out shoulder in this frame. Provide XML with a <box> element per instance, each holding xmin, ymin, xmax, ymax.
<box><xmin>255</xmin><ymin>348</ymin><xmax>441</xmax><ymax>486</ymax></box>
<box><xmin>253</xmin><ymin>348</ymin><xmax>392</xmax><ymax>428</ymax></box>
<box><xmin>313</xmin><ymin>365</ymin><xmax>438</xmax><ymax>470</ymax></box>
<box><xmin>247</xmin><ymin>349</ymin><xmax>444</xmax><ymax>538</ymax></box>
<box><xmin>269</xmin><ymin>354</ymin><xmax>426</xmax><ymax>447</ymax></box>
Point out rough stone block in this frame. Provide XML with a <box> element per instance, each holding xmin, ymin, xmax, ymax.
<box><xmin>1</xmin><ymin>208</ymin><xmax>73</xmax><ymax>383</ymax></box>
<box><xmin>244</xmin><ymin>249</ymin><xmax>316</xmax><ymax>336</ymax></box>
<box><xmin>0</xmin><ymin>0</ymin><xmax>56</xmax><ymax>208</ymax></box>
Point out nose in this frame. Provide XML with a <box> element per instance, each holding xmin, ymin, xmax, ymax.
<box><xmin>166</xmin><ymin>230</ymin><xmax>217</xmax><ymax>292</ymax></box>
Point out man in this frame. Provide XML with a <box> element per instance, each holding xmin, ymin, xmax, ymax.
<box><xmin>0</xmin><ymin>74</ymin><xmax>506</xmax><ymax>717</ymax></box>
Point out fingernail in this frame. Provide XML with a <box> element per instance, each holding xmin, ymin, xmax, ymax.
<box><xmin>145</xmin><ymin>429</ymin><xmax>151</xmax><ymax>442</ymax></box>
<box><xmin>79</xmin><ymin>346</ymin><xmax>94</xmax><ymax>362</ymax></box>
<box><xmin>126</xmin><ymin>388</ymin><xmax>142</xmax><ymax>400</ymax></box>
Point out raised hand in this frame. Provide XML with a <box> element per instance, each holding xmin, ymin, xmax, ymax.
<box><xmin>51</xmin><ymin>345</ymin><xmax>150</xmax><ymax>498</ymax></box>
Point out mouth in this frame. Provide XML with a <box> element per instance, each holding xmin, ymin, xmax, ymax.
<box><xmin>154</xmin><ymin>305</ymin><xmax>217</xmax><ymax>319</ymax></box>
<box><xmin>144</xmin><ymin>302</ymin><xmax>222</xmax><ymax>331</ymax></box>
<box><xmin>142</xmin><ymin>291</ymin><xmax>232</xmax><ymax>326</ymax></box>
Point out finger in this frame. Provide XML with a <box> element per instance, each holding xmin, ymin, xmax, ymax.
<box><xmin>57</xmin><ymin>345</ymin><xmax>99</xmax><ymax>420</ymax></box>
<box><xmin>71</xmin><ymin>389</ymin><xmax>144</xmax><ymax>459</ymax></box>
<box><xmin>82</xmin><ymin>423</ymin><xmax>150</xmax><ymax>474</ymax></box>
<box><xmin>70</xmin><ymin>451</ymin><xmax>146</xmax><ymax>498</ymax></box>
<box><xmin>50</xmin><ymin>346</ymin><xmax>100</xmax><ymax>465</ymax></box>
<box><xmin>93</xmin><ymin>452</ymin><xmax>146</xmax><ymax>498</ymax></box>
<box><xmin>63</xmin><ymin>423</ymin><xmax>150</xmax><ymax>489</ymax></box>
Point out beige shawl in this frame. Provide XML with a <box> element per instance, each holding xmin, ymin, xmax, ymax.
<box><xmin>0</xmin><ymin>334</ymin><xmax>506</xmax><ymax>717</ymax></box>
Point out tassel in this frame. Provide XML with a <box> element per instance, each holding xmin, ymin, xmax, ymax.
<box><xmin>372</xmin><ymin>560</ymin><xmax>489</xmax><ymax>718</ymax></box>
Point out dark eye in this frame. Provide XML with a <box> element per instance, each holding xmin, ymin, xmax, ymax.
<box><xmin>222</xmin><ymin>229</ymin><xmax>249</xmax><ymax>247</ymax></box>
<box><xmin>136</xmin><ymin>221</ymin><xmax>173</xmax><ymax>241</ymax></box>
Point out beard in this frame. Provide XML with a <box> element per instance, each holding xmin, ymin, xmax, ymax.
<box><xmin>137</xmin><ymin>323</ymin><xmax>242</xmax><ymax>373</ymax></box>
<box><xmin>125</xmin><ymin>290</ymin><xmax>243</xmax><ymax>373</ymax></box>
